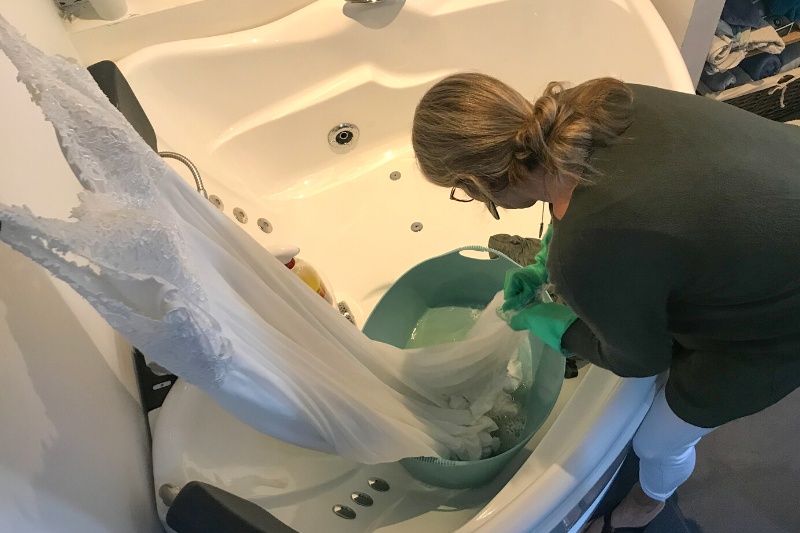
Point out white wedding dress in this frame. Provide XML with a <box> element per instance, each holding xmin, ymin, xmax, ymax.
<box><xmin>0</xmin><ymin>16</ymin><xmax>529</xmax><ymax>464</ymax></box>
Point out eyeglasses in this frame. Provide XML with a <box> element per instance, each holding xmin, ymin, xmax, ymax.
<box><xmin>450</xmin><ymin>187</ymin><xmax>500</xmax><ymax>220</ymax></box>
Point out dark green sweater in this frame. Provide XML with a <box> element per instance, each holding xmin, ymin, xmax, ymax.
<box><xmin>552</xmin><ymin>84</ymin><xmax>800</xmax><ymax>428</ymax></box>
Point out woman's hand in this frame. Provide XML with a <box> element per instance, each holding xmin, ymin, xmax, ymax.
<box><xmin>502</xmin><ymin>264</ymin><xmax>548</xmax><ymax>311</ymax></box>
<box><xmin>502</xmin><ymin>223</ymin><xmax>554</xmax><ymax>311</ymax></box>
<box><xmin>507</xmin><ymin>302</ymin><xmax>578</xmax><ymax>353</ymax></box>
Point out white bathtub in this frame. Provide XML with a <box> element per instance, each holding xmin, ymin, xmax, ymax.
<box><xmin>115</xmin><ymin>0</ymin><xmax>692</xmax><ymax>531</ymax></box>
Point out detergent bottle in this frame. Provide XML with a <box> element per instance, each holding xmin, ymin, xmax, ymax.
<box><xmin>270</xmin><ymin>245</ymin><xmax>335</xmax><ymax>305</ymax></box>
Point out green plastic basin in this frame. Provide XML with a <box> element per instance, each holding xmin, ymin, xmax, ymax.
<box><xmin>362</xmin><ymin>247</ymin><xmax>565</xmax><ymax>489</ymax></box>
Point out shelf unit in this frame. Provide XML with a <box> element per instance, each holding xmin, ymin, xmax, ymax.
<box><xmin>698</xmin><ymin>7</ymin><xmax>800</xmax><ymax>122</ymax></box>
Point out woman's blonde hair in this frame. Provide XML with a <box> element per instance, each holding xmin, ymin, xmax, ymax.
<box><xmin>411</xmin><ymin>73</ymin><xmax>633</xmax><ymax>202</ymax></box>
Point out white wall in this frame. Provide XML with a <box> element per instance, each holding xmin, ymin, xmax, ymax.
<box><xmin>651</xmin><ymin>0</ymin><xmax>696</xmax><ymax>45</ymax></box>
<box><xmin>0</xmin><ymin>2</ymin><xmax>162</xmax><ymax>532</ymax></box>
<box><xmin>650</xmin><ymin>0</ymin><xmax>725</xmax><ymax>86</ymax></box>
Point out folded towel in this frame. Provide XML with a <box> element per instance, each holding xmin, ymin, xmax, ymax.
<box><xmin>700</xmin><ymin>69</ymin><xmax>738</xmax><ymax>92</ymax></box>
<box><xmin>780</xmin><ymin>57</ymin><xmax>800</xmax><ymax>72</ymax></box>
<box><xmin>722</xmin><ymin>0</ymin><xmax>768</xmax><ymax>28</ymax></box>
<box><xmin>717</xmin><ymin>19</ymin><xmax>736</xmax><ymax>38</ymax></box>
<box><xmin>764</xmin><ymin>0</ymin><xmax>800</xmax><ymax>21</ymax></box>
<box><xmin>706</xmin><ymin>25</ymin><xmax>785</xmax><ymax>73</ymax></box>
<box><xmin>779</xmin><ymin>41</ymin><xmax>800</xmax><ymax>71</ymax></box>
<box><xmin>707</xmin><ymin>34</ymin><xmax>748</xmax><ymax>72</ymax></box>
<box><xmin>739</xmin><ymin>52</ymin><xmax>783</xmax><ymax>79</ymax></box>
<box><xmin>696</xmin><ymin>80</ymin><xmax>713</xmax><ymax>96</ymax></box>
<box><xmin>732</xmin><ymin>66</ymin><xmax>755</xmax><ymax>85</ymax></box>
<box><xmin>487</xmin><ymin>234</ymin><xmax>541</xmax><ymax>266</ymax></box>
<box><xmin>697</xmin><ymin>66</ymin><xmax>755</xmax><ymax>94</ymax></box>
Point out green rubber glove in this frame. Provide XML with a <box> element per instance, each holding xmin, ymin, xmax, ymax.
<box><xmin>507</xmin><ymin>302</ymin><xmax>578</xmax><ymax>354</ymax></box>
<box><xmin>502</xmin><ymin>224</ymin><xmax>553</xmax><ymax>312</ymax></box>
<box><xmin>502</xmin><ymin>265</ymin><xmax>547</xmax><ymax>311</ymax></box>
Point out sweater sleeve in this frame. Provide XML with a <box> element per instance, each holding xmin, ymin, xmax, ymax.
<box><xmin>552</xmin><ymin>227</ymin><xmax>676</xmax><ymax>377</ymax></box>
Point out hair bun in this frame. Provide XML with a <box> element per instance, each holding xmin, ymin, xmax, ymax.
<box><xmin>514</xmin><ymin>93</ymin><xmax>558</xmax><ymax>160</ymax></box>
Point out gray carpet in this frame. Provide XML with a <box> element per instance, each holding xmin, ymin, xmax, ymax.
<box><xmin>593</xmin><ymin>386</ymin><xmax>800</xmax><ymax>532</ymax></box>
<box><xmin>674</xmin><ymin>385</ymin><xmax>800</xmax><ymax>533</ymax></box>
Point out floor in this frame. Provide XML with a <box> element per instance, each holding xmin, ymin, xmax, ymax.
<box><xmin>592</xmin><ymin>386</ymin><xmax>800</xmax><ymax>532</ymax></box>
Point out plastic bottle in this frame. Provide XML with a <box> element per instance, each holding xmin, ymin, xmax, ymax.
<box><xmin>270</xmin><ymin>245</ymin><xmax>334</xmax><ymax>305</ymax></box>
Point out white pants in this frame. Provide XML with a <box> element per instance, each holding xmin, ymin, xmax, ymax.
<box><xmin>632</xmin><ymin>385</ymin><xmax>716</xmax><ymax>501</ymax></box>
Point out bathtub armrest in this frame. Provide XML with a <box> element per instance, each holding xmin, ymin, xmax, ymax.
<box><xmin>166</xmin><ymin>481</ymin><xmax>299</xmax><ymax>533</ymax></box>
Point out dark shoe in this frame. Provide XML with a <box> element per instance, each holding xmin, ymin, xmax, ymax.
<box><xmin>599</xmin><ymin>508</ymin><xmax>648</xmax><ymax>533</ymax></box>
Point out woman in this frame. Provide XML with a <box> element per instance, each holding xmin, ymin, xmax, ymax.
<box><xmin>412</xmin><ymin>73</ymin><xmax>800</xmax><ymax>532</ymax></box>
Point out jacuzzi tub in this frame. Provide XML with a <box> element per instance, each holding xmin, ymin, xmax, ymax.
<box><xmin>114</xmin><ymin>0</ymin><xmax>692</xmax><ymax>531</ymax></box>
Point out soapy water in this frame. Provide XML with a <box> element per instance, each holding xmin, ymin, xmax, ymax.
<box><xmin>405</xmin><ymin>305</ymin><xmax>483</xmax><ymax>348</ymax></box>
<box><xmin>491</xmin><ymin>387</ymin><xmax>529</xmax><ymax>453</ymax></box>
<box><xmin>405</xmin><ymin>306</ymin><xmax>529</xmax><ymax>456</ymax></box>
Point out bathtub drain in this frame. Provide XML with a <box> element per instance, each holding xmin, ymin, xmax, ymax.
<box><xmin>410</xmin><ymin>222</ymin><xmax>423</xmax><ymax>232</ymax></box>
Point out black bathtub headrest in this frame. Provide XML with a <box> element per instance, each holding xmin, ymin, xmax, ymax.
<box><xmin>87</xmin><ymin>60</ymin><xmax>158</xmax><ymax>152</ymax></box>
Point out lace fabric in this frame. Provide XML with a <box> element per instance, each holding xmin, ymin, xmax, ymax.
<box><xmin>0</xmin><ymin>16</ymin><xmax>529</xmax><ymax>464</ymax></box>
